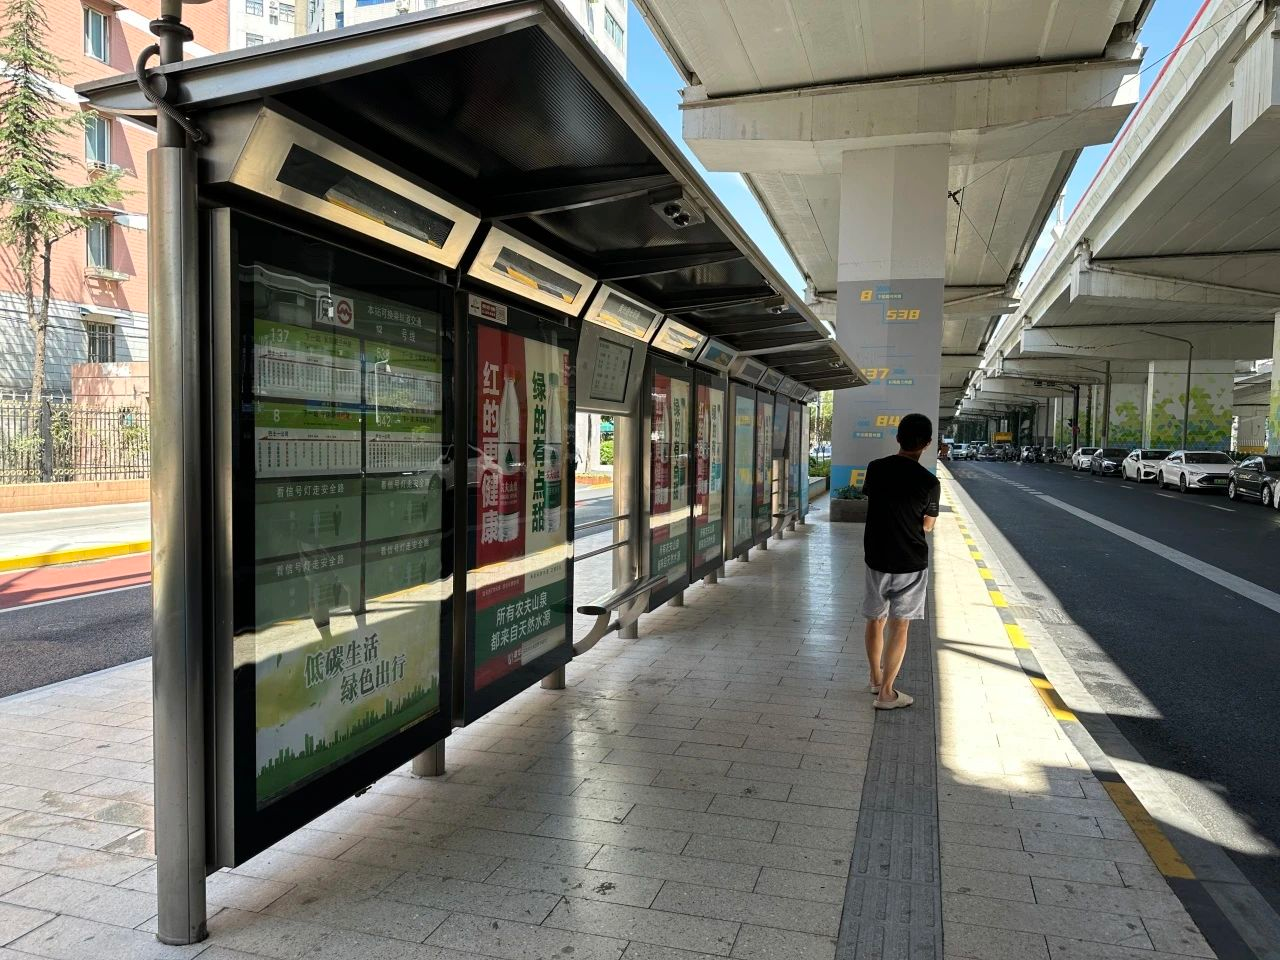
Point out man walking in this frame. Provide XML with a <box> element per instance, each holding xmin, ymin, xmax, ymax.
<box><xmin>861</xmin><ymin>413</ymin><xmax>940</xmax><ymax>709</ymax></box>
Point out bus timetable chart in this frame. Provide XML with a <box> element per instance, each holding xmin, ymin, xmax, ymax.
<box><xmin>367</xmin><ymin>344</ymin><xmax>443</xmax><ymax>413</ymax></box>
<box><xmin>255</xmin><ymin>402</ymin><xmax>363</xmax><ymax>477</ymax></box>
<box><xmin>253</xmin><ymin>319</ymin><xmax>361</xmax><ymax>404</ymax></box>
<box><xmin>365</xmin><ymin>409</ymin><xmax>443</xmax><ymax>474</ymax></box>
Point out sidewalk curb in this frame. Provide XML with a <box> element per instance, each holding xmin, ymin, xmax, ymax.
<box><xmin>0</xmin><ymin>540</ymin><xmax>151</xmax><ymax>573</ymax></box>
<box><xmin>940</xmin><ymin>468</ymin><xmax>1269</xmax><ymax>960</ymax></box>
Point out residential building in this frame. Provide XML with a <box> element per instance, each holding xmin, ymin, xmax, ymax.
<box><xmin>0</xmin><ymin>1</ymin><xmax>228</xmax><ymax>397</ymax></box>
<box><xmin>230</xmin><ymin>0</ymin><xmax>627</xmax><ymax>76</ymax></box>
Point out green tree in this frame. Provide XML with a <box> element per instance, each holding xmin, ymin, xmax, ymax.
<box><xmin>0</xmin><ymin>0</ymin><xmax>124</xmax><ymax>430</ymax></box>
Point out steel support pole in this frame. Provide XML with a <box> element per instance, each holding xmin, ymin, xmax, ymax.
<box><xmin>411</xmin><ymin>741</ymin><xmax>445</xmax><ymax>777</ymax></box>
<box><xmin>1101</xmin><ymin>361</ymin><xmax>1112</xmax><ymax>447</ymax></box>
<box><xmin>705</xmin><ymin>569</ymin><xmax>718</xmax><ymax>585</ymax></box>
<box><xmin>149</xmin><ymin>146</ymin><xmax>207</xmax><ymax>950</ymax></box>
<box><xmin>615</xmin><ymin>413</ymin><xmax>640</xmax><ymax>640</ymax></box>
<box><xmin>541</xmin><ymin>666</ymin><xmax>566</xmax><ymax>690</ymax></box>
<box><xmin>670</xmin><ymin>591</ymin><xmax>684</xmax><ymax>607</ymax></box>
<box><xmin>1071</xmin><ymin>386</ymin><xmax>1080</xmax><ymax>451</ymax></box>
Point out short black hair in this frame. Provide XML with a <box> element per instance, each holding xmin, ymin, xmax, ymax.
<box><xmin>897</xmin><ymin>413</ymin><xmax>933</xmax><ymax>452</ymax></box>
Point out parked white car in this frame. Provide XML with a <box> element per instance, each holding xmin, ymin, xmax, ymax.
<box><xmin>1070</xmin><ymin>447</ymin><xmax>1099</xmax><ymax>471</ymax></box>
<box><xmin>1156</xmin><ymin>450</ymin><xmax>1236</xmax><ymax>493</ymax></box>
<box><xmin>1120</xmin><ymin>449</ymin><xmax>1170</xmax><ymax>483</ymax></box>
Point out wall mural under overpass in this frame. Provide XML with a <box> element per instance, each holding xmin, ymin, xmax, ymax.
<box><xmin>1269</xmin><ymin>324</ymin><xmax>1280</xmax><ymax>456</ymax></box>
<box><xmin>1107</xmin><ymin>384</ymin><xmax>1144</xmax><ymax>447</ymax></box>
<box><xmin>1143</xmin><ymin>362</ymin><xmax>1232</xmax><ymax>451</ymax></box>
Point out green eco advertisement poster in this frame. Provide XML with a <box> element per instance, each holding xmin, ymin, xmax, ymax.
<box><xmin>246</xmin><ymin>266</ymin><xmax>446</xmax><ymax>808</ymax></box>
<box><xmin>693</xmin><ymin>381</ymin><xmax>725</xmax><ymax>567</ymax></box>
<box><xmin>472</xmin><ymin>323</ymin><xmax>571</xmax><ymax>690</ymax></box>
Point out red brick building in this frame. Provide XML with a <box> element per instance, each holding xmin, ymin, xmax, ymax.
<box><xmin>0</xmin><ymin>0</ymin><xmax>227</xmax><ymax>398</ymax></box>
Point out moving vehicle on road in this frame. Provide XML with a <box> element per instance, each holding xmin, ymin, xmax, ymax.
<box><xmin>950</xmin><ymin>442</ymin><xmax>974</xmax><ymax>460</ymax></box>
<box><xmin>1089</xmin><ymin>448</ymin><xmax>1129</xmax><ymax>476</ymax></box>
<box><xmin>977</xmin><ymin>444</ymin><xmax>999</xmax><ymax>461</ymax></box>
<box><xmin>1227</xmin><ymin>455</ymin><xmax>1280</xmax><ymax>507</ymax></box>
<box><xmin>1070</xmin><ymin>447</ymin><xmax>1099</xmax><ymax>471</ymax></box>
<box><xmin>1157</xmin><ymin>450</ymin><xmax>1236</xmax><ymax>493</ymax></box>
<box><xmin>1120</xmin><ymin>449</ymin><xmax>1169</xmax><ymax>483</ymax></box>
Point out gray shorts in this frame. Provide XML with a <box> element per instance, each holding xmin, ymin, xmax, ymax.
<box><xmin>862</xmin><ymin>567</ymin><xmax>928</xmax><ymax>621</ymax></box>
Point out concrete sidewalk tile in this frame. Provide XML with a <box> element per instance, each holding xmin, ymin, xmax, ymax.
<box><xmin>772</xmin><ymin>822</ymin><xmax>855</xmax><ymax>852</ymax></box>
<box><xmin>1030</xmin><ymin>877</ymin><xmax>1189</xmax><ymax>921</ymax></box>
<box><xmin>1046</xmin><ymin>937</ymin><xmax>1214</xmax><ymax>960</ymax></box>
<box><xmin>263</xmin><ymin>884</ymin><xmax>447</xmax><ymax>941</ymax></box>
<box><xmin>269</xmin><ymin>827</ymin><xmax>361</xmax><ymax>862</ymax></box>
<box><xmin>586</xmin><ymin>845</ymin><xmax>761</xmax><ymax>892</ymax></box>
<box><xmin>0</xmin><ymin>902</ymin><xmax>53</xmax><ymax>946</ymax></box>
<box><xmin>531</xmin><ymin>759</ymin><xmax>660</xmax><ymax>785</ymax></box>
<box><xmin>944</xmin><ymin>893</ymin><xmax>1153</xmax><ymax>948</ymax></box>
<box><xmin>723</xmin><ymin>763</ymin><xmax>855</xmax><ymax>791</ymax></box>
<box><xmin>441</xmin><ymin>824</ymin><xmax>602</xmax><ymax>866</ymax></box>
<box><xmin>11</xmin><ymin>914</ymin><xmax>206</xmax><ymax>959</ymax></box>
<box><xmin>536</xmin><ymin>814</ymin><xmax>691</xmax><ymax>854</ymax></box>
<box><xmin>0</xmin><ymin>810</ymin><xmax>137</xmax><ymax>851</ymax></box>
<box><xmin>383</xmin><ymin>872</ymin><xmax>561</xmax><ymax>924</ymax></box>
<box><xmin>620</xmin><ymin>944</ymin><xmax>725</xmax><ymax>960</ymax></box>
<box><xmin>1140</xmin><ymin>918</ymin><xmax>1215</xmax><ymax>958</ymax></box>
<box><xmin>1019</xmin><ymin>831</ymin><xmax>1151</xmax><ymax>866</ymax></box>
<box><xmin>0</xmin><ymin>873</ymin><xmax>156</xmax><ymax>928</ymax></box>
<box><xmin>0</xmin><ymin>765</ymin><xmax>103</xmax><ymax>794</ymax></box>
<box><xmin>651</xmin><ymin>880</ymin><xmax>841</xmax><ymax>936</ymax></box>
<box><xmin>488</xmin><ymin>787</ymin><xmax>633</xmax><ymax>823</ymax></box>
<box><xmin>941</xmin><ymin>865</ymin><xmax>1035</xmax><ymax>903</ymax></box>
<box><xmin>730</xmin><ymin>924</ymin><xmax>837</xmax><ymax>960</ymax></box>
<box><xmin>939</xmin><ymin>801</ymin><xmax>1103</xmax><ymax>839</ymax></box>
<box><xmin>623</xmin><ymin>805</ymin><xmax>768</xmax><ymax>841</ymax></box>
<box><xmin>309</xmin><ymin>810</ymin><xmax>453</xmax><ymax>848</ymax></box>
<box><xmin>600</xmin><ymin>750</ymin><xmax>733</xmax><ymax>777</ymax></box>
<box><xmin>102</xmin><ymin>828</ymin><xmax>153</xmax><ymax>858</ymax></box>
<box><xmin>941</xmin><ymin>921</ymin><xmax>1049</xmax><ymax>960</ymax></box>
<box><xmin>486</xmin><ymin>858</ymin><xmax>663</xmax><ymax>907</ymax></box>
<box><xmin>573</xmin><ymin>779</ymin><xmax>715</xmax><ymax>812</ymax></box>
<box><xmin>0</xmin><ymin>838</ymin><xmax>150</xmax><ymax>885</ymax></box>
<box><xmin>707</xmin><ymin>795</ymin><xmax>854</xmax><ymax>830</ymax></box>
<box><xmin>682</xmin><ymin>835</ymin><xmax>849</xmax><ymax>877</ymax></box>
<box><xmin>544</xmin><ymin>897</ymin><xmax>739</xmax><ymax>956</ymax></box>
<box><xmin>231</xmin><ymin>848</ymin><xmax>402</xmax><ymax>895</ymax></box>
<box><xmin>121</xmin><ymin>864</ymin><xmax>293</xmax><ymax>913</ymax></box>
<box><xmin>940</xmin><ymin>842</ymin><xmax>1123</xmax><ymax>886</ymax></box>
<box><xmin>675</xmin><ymin>744</ymin><xmax>804</xmax><ymax>769</ymax></box>
<box><xmin>1112</xmin><ymin>861</ymin><xmax>1168</xmax><ymax>892</ymax></box>
<box><xmin>753</xmin><ymin>866</ymin><xmax>845</xmax><ymax>904</ymax></box>
<box><xmin>445</xmin><ymin>765</ymin><xmax>584</xmax><ymax>796</ymax></box>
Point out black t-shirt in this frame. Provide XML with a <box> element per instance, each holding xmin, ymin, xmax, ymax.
<box><xmin>862</xmin><ymin>455</ymin><xmax>941</xmax><ymax>573</ymax></box>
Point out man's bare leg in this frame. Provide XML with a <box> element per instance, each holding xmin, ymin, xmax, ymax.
<box><xmin>864</xmin><ymin>618</ymin><xmax>887</xmax><ymax>688</ymax></box>
<box><xmin>877</xmin><ymin>618</ymin><xmax>911</xmax><ymax>702</ymax></box>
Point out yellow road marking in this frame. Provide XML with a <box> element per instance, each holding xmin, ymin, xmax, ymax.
<box><xmin>1103</xmin><ymin>782</ymin><xmax>1195</xmax><ymax>879</ymax></box>
<box><xmin>979</xmin><ymin>568</ymin><xmax>995</xmax><ymax>581</ymax></box>
<box><xmin>0</xmin><ymin>540</ymin><xmax>151</xmax><ymax>573</ymax></box>
<box><xmin>1030</xmin><ymin>677</ymin><xmax>1077</xmax><ymax>722</ymax></box>
<box><xmin>1004</xmin><ymin>623</ymin><xmax>1030</xmax><ymax>649</ymax></box>
<box><xmin>988</xmin><ymin>589</ymin><xmax>1007</xmax><ymax>607</ymax></box>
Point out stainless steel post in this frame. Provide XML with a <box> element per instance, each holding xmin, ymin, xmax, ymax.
<box><xmin>541</xmin><ymin>666</ymin><xmax>567</xmax><ymax>689</ymax></box>
<box><xmin>411</xmin><ymin>741</ymin><xmax>445</xmax><ymax>778</ymax></box>
<box><xmin>670</xmin><ymin>591</ymin><xmax>684</xmax><ymax>607</ymax></box>
<box><xmin>1101</xmin><ymin>361</ymin><xmax>1112</xmax><ymax>447</ymax></box>
<box><xmin>150</xmin><ymin>148</ymin><xmax>207</xmax><ymax>947</ymax></box>
<box><xmin>705</xmin><ymin>569</ymin><xmax>718</xmax><ymax>585</ymax></box>
<box><xmin>615</xmin><ymin>414</ymin><xmax>640</xmax><ymax>640</ymax></box>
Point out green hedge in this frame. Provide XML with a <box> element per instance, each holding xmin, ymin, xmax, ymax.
<box><xmin>599</xmin><ymin>439</ymin><xmax>614</xmax><ymax>466</ymax></box>
<box><xmin>808</xmin><ymin>456</ymin><xmax>831</xmax><ymax>478</ymax></box>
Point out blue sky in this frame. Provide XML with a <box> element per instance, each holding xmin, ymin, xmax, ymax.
<box><xmin>623</xmin><ymin>0</ymin><xmax>1206</xmax><ymax>298</ymax></box>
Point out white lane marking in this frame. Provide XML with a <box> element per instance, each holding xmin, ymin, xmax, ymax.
<box><xmin>1036</xmin><ymin>495</ymin><xmax>1280</xmax><ymax>616</ymax></box>
<box><xmin>1204</xmin><ymin>503</ymin><xmax>1234</xmax><ymax>513</ymax></box>
<box><xmin>0</xmin><ymin>583</ymin><xmax>148</xmax><ymax>614</ymax></box>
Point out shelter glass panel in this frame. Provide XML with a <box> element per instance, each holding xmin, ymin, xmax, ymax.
<box><xmin>731</xmin><ymin>383</ymin><xmax>755</xmax><ymax>556</ymax></box>
<box><xmin>754</xmin><ymin>394</ymin><xmax>774</xmax><ymax>542</ymax></box>
<box><xmin>691</xmin><ymin>371</ymin><xmax>726</xmax><ymax>580</ymax></box>
<box><xmin>646</xmin><ymin>358</ymin><xmax>691</xmax><ymax>608</ymax></box>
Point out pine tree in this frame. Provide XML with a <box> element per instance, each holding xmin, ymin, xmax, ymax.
<box><xmin>0</xmin><ymin>0</ymin><xmax>124</xmax><ymax>431</ymax></box>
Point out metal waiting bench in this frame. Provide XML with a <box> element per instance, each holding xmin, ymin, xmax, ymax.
<box><xmin>540</xmin><ymin>574</ymin><xmax>665</xmax><ymax>690</ymax></box>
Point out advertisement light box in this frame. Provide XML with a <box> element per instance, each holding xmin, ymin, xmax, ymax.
<box><xmin>467</xmin><ymin>228</ymin><xmax>595</xmax><ymax>316</ymax></box>
<box><xmin>730</xmin><ymin>356</ymin><xmax>767</xmax><ymax>384</ymax></box>
<box><xmin>695</xmin><ymin>338</ymin><xmax>737</xmax><ymax>374</ymax></box>
<box><xmin>583</xmin><ymin>286</ymin><xmax>663</xmax><ymax>342</ymax></box>
<box><xmin>651</xmin><ymin>318</ymin><xmax>707</xmax><ymax>361</ymax></box>
<box><xmin>759</xmin><ymin>368</ymin><xmax>784</xmax><ymax>392</ymax></box>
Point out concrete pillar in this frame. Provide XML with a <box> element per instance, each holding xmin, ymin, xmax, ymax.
<box><xmin>1268</xmin><ymin>318</ymin><xmax>1280</xmax><ymax>455</ymax></box>
<box><xmin>1143</xmin><ymin>360</ymin><xmax>1234</xmax><ymax>451</ymax></box>
<box><xmin>831</xmin><ymin>144</ymin><xmax>948</xmax><ymax>491</ymax></box>
<box><xmin>1106</xmin><ymin>382</ymin><xmax>1145</xmax><ymax>448</ymax></box>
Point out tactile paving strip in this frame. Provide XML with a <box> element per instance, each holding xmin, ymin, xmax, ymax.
<box><xmin>835</xmin><ymin>617</ymin><xmax>943</xmax><ymax>960</ymax></box>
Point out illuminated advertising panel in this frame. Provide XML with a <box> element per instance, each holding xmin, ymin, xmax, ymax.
<box><xmin>647</xmin><ymin>358</ymin><xmax>692</xmax><ymax>609</ymax></box>
<box><xmin>691</xmin><ymin>370</ymin><xmax>726</xmax><ymax>580</ymax></box>
<box><xmin>731</xmin><ymin>383</ymin><xmax>756</xmax><ymax>557</ymax></box>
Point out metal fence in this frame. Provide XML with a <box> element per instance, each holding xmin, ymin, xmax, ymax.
<box><xmin>0</xmin><ymin>399</ymin><xmax>150</xmax><ymax>484</ymax></box>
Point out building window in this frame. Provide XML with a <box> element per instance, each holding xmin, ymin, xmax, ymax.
<box><xmin>86</xmin><ymin>219</ymin><xmax>111</xmax><ymax>269</ymax></box>
<box><xmin>85</xmin><ymin>113</ymin><xmax>110</xmax><ymax>167</ymax></box>
<box><xmin>86</xmin><ymin>321</ymin><xmax>116</xmax><ymax>363</ymax></box>
<box><xmin>245</xmin><ymin>0</ymin><xmax>263</xmax><ymax>14</ymax></box>
<box><xmin>83</xmin><ymin>7</ymin><xmax>109</xmax><ymax>62</ymax></box>
<box><xmin>333</xmin><ymin>11</ymin><xmax>344</xmax><ymax>28</ymax></box>
<box><xmin>604</xmin><ymin>9</ymin><xmax>623</xmax><ymax>47</ymax></box>
<box><xmin>245</xmin><ymin>33</ymin><xmax>264</xmax><ymax>45</ymax></box>
<box><xmin>585</xmin><ymin>0</ymin><xmax>594</xmax><ymax>31</ymax></box>
<box><xmin>278</xmin><ymin>2</ymin><xmax>294</xmax><ymax>22</ymax></box>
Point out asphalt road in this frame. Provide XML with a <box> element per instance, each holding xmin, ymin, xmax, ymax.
<box><xmin>0</xmin><ymin>491</ymin><xmax>619</xmax><ymax>698</ymax></box>
<box><xmin>947</xmin><ymin>459</ymin><xmax>1280</xmax><ymax>911</ymax></box>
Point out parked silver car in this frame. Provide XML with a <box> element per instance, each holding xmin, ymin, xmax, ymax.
<box><xmin>1156</xmin><ymin>450</ymin><xmax>1236</xmax><ymax>493</ymax></box>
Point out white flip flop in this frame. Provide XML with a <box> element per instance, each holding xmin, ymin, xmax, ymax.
<box><xmin>866</xmin><ymin>682</ymin><xmax>881</xmax><ymax>695</ymax></box>
<box><xmin>874</xmin><ymin>691</ymin><xmax>914</xmax><ymax>710</ymax></box>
